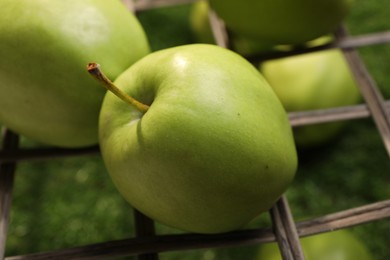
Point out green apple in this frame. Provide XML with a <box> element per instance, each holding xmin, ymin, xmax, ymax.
<box><xmin>189</xmin><ymin>0</ymin><xmax>215</xmax><ymax>44</ymax></box>
<box><xmin>260</xmin><ymin>49</ymin><xmax>361</xmax><ymax>148</ymax></box>
<box><xmin>189</xmin><ymin>0</ymin><xmax>275</xmax><ymax>56</ymax></box>
<box><xmin>231</xmin><ymin>34</ymin><xmax>278</xmax><ymax>57</ymax></box>
<box><xmin>208</xmin><ymin>0</ymin><xmax>354</xmax><ymax>45</ymax></box>
<box><xmin>257</xmin><ymin>230</ymin><xmax>373</xmax><ymax>260</ymax></box>
<box><xmin>93</xmin><ymin>44</ymin><xmax>298</xmax><ymax>234</ymax></box>
<box><xmin>0</xmin><ymin>0</ymin><xmax>150</xmax><ymax>147</ymax></box>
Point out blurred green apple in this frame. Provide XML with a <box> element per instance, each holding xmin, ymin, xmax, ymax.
<box><xmin>189</xmin><ymin>0</ymin><xmax>275</xmax><ymax>56</ymax></box>
<box><xmin>208</xmin><ymin>0</ymin><xmax>354</xmax><ymax>45</ymax></box>
<box><xmin>96</xmin><ymin>44</ymin><xmax>298</xmax><ymax>234</ymax></box>
<box><xmin>189</xmin><ymin>0</ymin><xmax>215</xmax><ymax>44</ymax></box>
<box><xmin>231</xmin><ymin>34</ymin><xmax>277</xmax><ymax>57</ymax></box>
<box><xmin>257</xmin><ymin>230</ymin><xmax>372</xmax><ymax>260</ymax></box>
<box><xmin>260</xmin><ymin>49</ymin><xmax>361</xmax><ymax>148</ymax></box>
<box><xmin>0</xmin><ymin>0</ymin><xmax>150</xmax><ymax>147</ymax></box>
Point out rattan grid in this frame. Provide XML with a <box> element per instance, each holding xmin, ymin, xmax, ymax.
<box><xmin>1</xmin><ymin>0</ymin><xmax>390</xmax><ymax>259</ymax></box>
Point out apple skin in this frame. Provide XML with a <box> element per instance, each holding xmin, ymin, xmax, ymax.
<box><xmin>208</xmin><ymin>0</ymin><xmax>354</xmax><ymax>45</ymax></box>
<box><xmin>257</xmin><ymin>230</ymin><xmax>373</xmax><ymax>260</ymax></box>
<box><xmin>189</xmin><ymin>0</ymin><xmax>215</xmax><ymax>44</ymax></box>
<box><xmin>260</xmin><ymin>49</ymin><xmax>361</xmax><ymax>148</ymax></box>
<box><xmin>189</xmin><ymin>0</ymin><xmax>275</xmax><ymax>56</ymax></box>
<box><xmin>99</xmin><ymin>44</ymin><xmax>298</xmax><ymax>234</ymax></box>
<box><xmin>0</xmin><ymin>0</ymin><xmax>150</xmax><ymax>147</ymax></box>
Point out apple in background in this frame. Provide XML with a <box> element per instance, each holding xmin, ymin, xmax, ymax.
<box><xmin>93</xmin><ymin>44</ymin><xmax>298</xmax><ymax>234</ymax></box>
<box><xmin>189</xmin><ymin>0</ymin><xmax>215</xmax><ymax>44</ymax></box>
<box><xmin>208</xmin><ymin>0</ymin><xmax>354</xmax><ymax>45</ymax></box>
<box><xmin>256</xmin><ymin>230</ymin><xmax>373</xmax><ymax>260</ymax></box>
<box><xmin>231</xmin><ymin>34</ymin><xmax>278</xmax><ymax>58</ymax></box>
<box><xmin>260</xmin><ymin>49</ymin><xmax>361</xmax><ymax>148</ymax></box>
<box><xmin>0</xmin><ymin>0</ymin><xmax>150</xmax><ymax>148</ymax></box>
<box><xmin>189</xmin><ymin>0</ymin><xmax>275</xmax><ymax>56</ymax></box>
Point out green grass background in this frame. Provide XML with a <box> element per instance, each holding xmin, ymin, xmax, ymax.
<box><xmin>3</xmin><ymin>0</ymin><xmax>390</xmax><ymax>259</ymax></box>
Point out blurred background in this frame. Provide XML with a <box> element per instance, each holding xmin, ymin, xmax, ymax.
<box><xmin>3</xmin><ymin>0</ymin><xmax>390</xmax><ymax>259</ymax></box>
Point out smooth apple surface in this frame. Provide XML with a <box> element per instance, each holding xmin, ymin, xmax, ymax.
<box><xmin>257</xmin><ymin>230</ymin><xmax>373</xmax><ymax>260</ymax></box>
<box><xmin>189</xmin><ymin>0</ymin><xmax>215</xmax><ymax>44</ymax></box>
<box><xmin>208</xmin><ymin>0</ymin><xmax>353</xmax><ymax>45</ymax></box>
<box><xmin>261</xmin><ymin>49</ymin><xmax>361</xmax><ymax>147</ymax></box>
<box><xmin>99</xmin><ymin>44</ymin><xmax>298</xmax><ymax>233</ymax></box>
<box><xmin>0</xmin><ymin>0</ymin><xmax>150</xmax><ymax>147</ymax></box>
<box><xmin>189</xmin><ymin>0</ymin><xmax>275</xmax><ymax>57</ymax></box>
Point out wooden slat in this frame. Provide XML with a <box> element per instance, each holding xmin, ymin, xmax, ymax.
<box><xmin>337</xmin><ymin>30</ymin><xmax>390</xmax><ymax>49</ymax></box>
<box><xmin>122</xmin><ymin>0</ymin><xmax>136</xmax><ymax>13</ymax></box>
<box><xmin>249</xmin><ymin>30</ymin><xmax>390</xmax><ymax>62</ymax></box>
<box><xmin>297</xmin><ymin>199</ymin><xmax>390</xmax><ymax>236</ymax></box>
<box><xmin>270</xmin><ymin>196</ymin><xmax>305</xmax><ymax>260</ymax></box>
<box><xmin>337</xmin><ymin>26</ymin><xmax>390</xmax><ymax>156</ymax></box>
<box><xmin>134</xmin><ymin>210</ymin><xmax>158</xmax><ymax>260</ymax></box>
<box><xmin>5</xmin><ymin>199</ymin><xmax>390</xmax><ymax>259</ymax></box>
<box><xmin>270</xmin><ymin>205</ymin><xmax>293</xmax><ymax>260</ymax></box>
<box><xmin>207</xmin><ymin>8</ymin><xmax>229</xmax><ymax>48</ymax></box>
<box><xmin>0</xmin><ymin>145</ymin><xmax>99</xmax><ymax>164</ymax></box>
<box><xmin>0</xmin><ymin>130</ymin><xmax>19</xmax><ymax>258</ymax></box>
<box><xmin>289</xmin><ymin>100</ymin><xmax>390</xmax><ymax>127</ymax></box>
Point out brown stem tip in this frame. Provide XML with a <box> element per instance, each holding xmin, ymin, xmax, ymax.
<box><xmin>87</xmin><ymin>62</ymin><xmax>149</xmax><ymax>114</ymax></box>
<box><xmin>87</xmin><ymin>62</ymin><xmax>100</xmax><ymax>73</ymax></box>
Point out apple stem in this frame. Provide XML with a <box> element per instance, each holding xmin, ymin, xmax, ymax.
<box><xmin>87</xmin><ymin>63</ymin><xmax>149</xmax><ymax>113</ymax></box>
